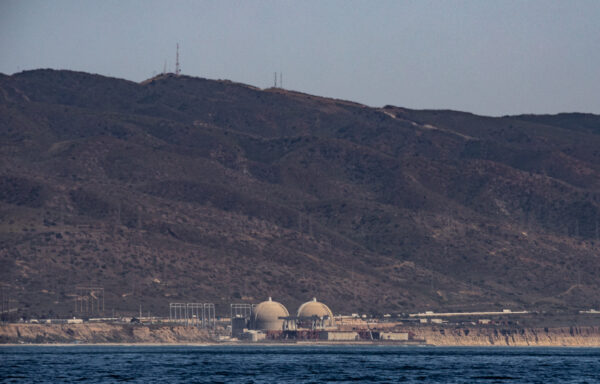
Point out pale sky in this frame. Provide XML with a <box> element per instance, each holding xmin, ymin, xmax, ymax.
<box><xmin>1</xmin><ymin>0</ymin><xmax>599</xmax><ymax>116</ymax></box>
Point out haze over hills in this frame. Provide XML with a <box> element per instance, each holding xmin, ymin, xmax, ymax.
<box><xmin>1</xmin><ymin>69</ymin><xmax>599</xmax><ymax>319</ymax></box>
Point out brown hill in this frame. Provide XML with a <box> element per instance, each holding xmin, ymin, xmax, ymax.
<box><xmin>1</xmin><ymin>69</ymin><xmax>599</xmax><ymax>319</ymax></box>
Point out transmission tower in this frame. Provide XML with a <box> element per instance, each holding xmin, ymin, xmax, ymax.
<box><xmin>175</xmin><ymin>43</ymin><xmax>181</xmax><ymax>76</ymax></box>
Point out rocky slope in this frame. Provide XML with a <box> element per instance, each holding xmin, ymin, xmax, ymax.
<box><xmin>0</xmin><ymin>69</ymin><xmax>599</xmax><ymax>319</ymax></box>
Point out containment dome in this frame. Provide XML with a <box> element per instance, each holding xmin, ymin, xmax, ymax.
<box><xmin>297</xmin><ymin>298</ymin><xmax>335</xmax><ymax>327</ymax></box>
<box><xmin>251</xmin><ymin>297</ymin><xmax>289</xmax><ymax>331</ymax></box>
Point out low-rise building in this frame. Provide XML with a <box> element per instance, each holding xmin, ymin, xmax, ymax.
<box><xmin>379</xmin><ymin>332</ymin><xmax>409</xmax><ymax>341</ymax></box>
<box><xmin>319</xmin><ymin>331</ymin><xmax>359</xmax><ymax>341</ymax></box>
<box><xmin>240</xmin><ymin>330</ymin><xmax>266</xmax><ymax>342</ymax></box>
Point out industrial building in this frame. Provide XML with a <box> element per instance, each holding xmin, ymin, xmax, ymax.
<box><xmin>250</xmin><ymin>297</ymin><xmax>289</xmax><ymax>331</ymax></box>
<box><xmin>296</xmin><ymin>298</ymin><xmax>335</xmax><ymax>328</ymax></box>
<box><xmin>232</xmin><ymin>297</ymin><xmax>416</xmax><ymax>343</ymax></box>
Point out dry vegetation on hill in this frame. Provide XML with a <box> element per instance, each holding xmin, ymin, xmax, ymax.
<box><xmin>1</xmin><ymin>70</ymin><xmax>599</xmax><ymax>318</ymax></box>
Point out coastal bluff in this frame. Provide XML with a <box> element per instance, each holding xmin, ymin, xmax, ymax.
<box><xmin>2</xmin><ymin>323</ymin><xmax>600</xmax><ymax>346</ymax></box>
<box><xmin>0</xmin><ymin>323</ymin><xmax>211</xmax><ymax>344</ymax></box>
<box><xmin>410</xmin><ymin>326</ymin><xmax>600</xmax><ymax>347</ymax></box>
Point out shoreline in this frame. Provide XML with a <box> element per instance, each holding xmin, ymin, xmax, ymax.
<box><xmin>2</xmin><ymin>342</ymin><xmax>600</xmax><ymax>348</ymax></box>
<box><xmin>0</xmin><ymin>340</ymin><xmax>426</xmax><ymax>347</ymax></box>
<box><xmin>3</xmin><ymin>323</ymin><xmax>600</xmax><ymax>347</ymax></box>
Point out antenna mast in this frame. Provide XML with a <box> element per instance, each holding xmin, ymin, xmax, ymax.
<box><xmin>273</xmin><ymin>72</ymin><xmax>277</xmax><ymax>88</ymax></box>
<box><xmin>280</xmin><ymin>72</ymin><xmax>282</xmax><ymax>89</ymax></box>
<box><xmin>175</xmin><ymin>43</ymin><xmax>181</xmax><ymax>76</ymax></box>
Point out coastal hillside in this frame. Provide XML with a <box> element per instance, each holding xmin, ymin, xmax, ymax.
<box><xmin>1</xmin><ymin>69</ymin><xmax>599</xmax><ymax>318</ymax></box>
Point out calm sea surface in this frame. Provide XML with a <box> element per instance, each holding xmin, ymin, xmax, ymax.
<box><xmin>1</xmin><ymin>345</ymin><xmax>600</xmax><ymax>383</ymax></box>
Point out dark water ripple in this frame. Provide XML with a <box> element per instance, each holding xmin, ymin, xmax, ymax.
<box><xmin>1</xmin><ymin>346</ymin><xmax>600</xmax><ymax>383</ymax></box>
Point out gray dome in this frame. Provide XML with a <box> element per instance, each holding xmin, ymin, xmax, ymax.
<box><xmin>297</xmin><ymin>298</ymin><xmax>334</xmax><ymax>327</ymax></box>
<box><xmin>251</xmin><ymin>297</ymin><xmax>289</xmax><ymax>331</ymax></box>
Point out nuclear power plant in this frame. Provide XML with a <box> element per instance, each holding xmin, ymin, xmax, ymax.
<box><xmin>231</xmin><ymin>297</ymin><xmax>413</xmax><ymax>342</ymax></box>
<box><xmin>250</xmin><ymin>297</ymin><xmax>289</xmax><ymax>331</ymax></box>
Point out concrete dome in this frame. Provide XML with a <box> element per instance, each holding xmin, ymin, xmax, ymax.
<box><xmin>297</xmin><ymin>298</ymin><xmax>334</xmax><ymax>327</ymax></box>
<box><xmin>251</xmin><ymin>297</ymin><xmax>289</xmax><ymax>331</ymax></box>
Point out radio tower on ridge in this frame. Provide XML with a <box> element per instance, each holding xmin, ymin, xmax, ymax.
<box><xmin>175</xmin><ymin>43</ymin><xmax>181</xmax><ymax>76</ymax></box>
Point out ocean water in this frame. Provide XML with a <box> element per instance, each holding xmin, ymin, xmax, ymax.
<box><xmin>1</xmin><ymin>345</ymin><xmax>600</xmax><ymax>383</ymax></box>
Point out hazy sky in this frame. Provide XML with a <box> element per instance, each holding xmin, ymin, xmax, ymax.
<box><xmin>1</xmin><ymin>0</ymin><xmax>599</xmax><ymax>116</ymax></box>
